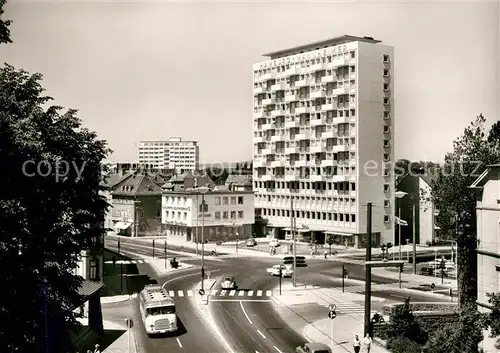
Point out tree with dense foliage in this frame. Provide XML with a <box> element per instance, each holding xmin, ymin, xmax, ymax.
<box><xmin>485</xmin><ymin>292</ymin><xmax>500</xmax><ymax>349</ymax></box>
<box><xmin>0</xmin><ymin>26</ymin><xmax>110</xmax><ymax>353</ymax></box>
<box><xmin>0</xmin><ymin>0</ymin><xmax>11</xmax><ymax>44</ymax></box>
<box><xmin>424</xmin><ymin>114</ymin><xmax>500</xmax><ymax>307</ymax></box>
<box><xmin>385</xmin><ymin>298</ymin><xmax>427</xmax><ymax>348</ymax></box>
<box><xmin>487</xmin><ymin>120</ymin><xmax>500</xmax><ymax>151</ymax></box>
<box><xmin>426</xmin><ymin>305</ymin><xmax>487</xmax><ymax>353</ymax></box>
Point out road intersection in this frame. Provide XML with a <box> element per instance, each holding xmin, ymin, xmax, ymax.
<box><xmin>102</xmin><ymin>237</ymin><xmax>453</xmax><ymax>353</ymax></box>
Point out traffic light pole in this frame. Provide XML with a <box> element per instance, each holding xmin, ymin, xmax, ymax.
<box><xmin>118</xmin><ymin>238</ymin><xmax>123</xmax><ymax>294</ymax></box>
<box><xmin>152</xmin><ymin>239</ymin><xmax>155</xmax><ymax>258</ymax></box>
<box><xmin>342</xmin><ymin>265</ymin><xmax>345</xmax><ymax>293</ymax></box>
<box><xmin>364</xmin><ymin>202</ymin><xmax>372</xmax><ymax>338</ymax></box>
<box><xmin>412</xmin><ymin>204</ymin><xmax>417</xmax><ymax>274</ymax></box>
<box><xmin>279</xmin><ymin>267</ymin><xmax>282</xmax><ymax>295</ymax></box>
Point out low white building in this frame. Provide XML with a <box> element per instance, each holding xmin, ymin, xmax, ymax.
<box><xmin>161</xmin><ymin>188</ymin><xmax>255</xmax><ymax>243</ymax></box>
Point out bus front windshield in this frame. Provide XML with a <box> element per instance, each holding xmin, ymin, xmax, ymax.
<box><xmin>146</xmin><ymin>305</ymin><xmax>176</xmax><ymax>316</ymax></box>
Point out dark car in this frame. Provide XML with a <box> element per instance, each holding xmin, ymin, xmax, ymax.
<box><xmin>296</xmin><ymin>342</ymin><xmax>332</xmax><ymax>353</ymax></box>
<box><xmin>419</xmin><ymin>266</ymin><xmax>434</xmax><ymax>276</ymax></box>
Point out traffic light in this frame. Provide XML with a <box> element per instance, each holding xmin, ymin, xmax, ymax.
<box><xmin>399</xmin><ymin>265</ymin><xmax>404</xmax><ymax>273</ymax></box>
<box><xmin>296</xmin><ymin>256</ymin><xmax>307</xmax><ymax>267</ymax></box>
<box><xmin>201</xmin><ymin>267</ymin><xmax>205</xmax><ymax>279</ymax></box>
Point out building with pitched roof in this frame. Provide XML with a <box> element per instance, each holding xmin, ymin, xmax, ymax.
<box><xmin>225</xmin><ymin>174</ymin><xmax>253</xmax><ymax>192</ymax></box>
<box><xmin>110</xmin><ymin>172</ymin><xmax>164</xmax><ymax>236</ymax></box>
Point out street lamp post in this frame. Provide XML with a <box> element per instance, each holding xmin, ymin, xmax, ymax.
<box><xmin>394</xmin><ymin>191</ymin><xmax>408</xmax><ymax>261</ymax></box>
<box><xmin>134</xmin><ymin>200</ymin><xmax>142</xmax><ymax>238</ymax></box>
<box><xmin>194</xmin><ymin>186</ymin><xmax>210</xmax><ymax>291</ymax></box>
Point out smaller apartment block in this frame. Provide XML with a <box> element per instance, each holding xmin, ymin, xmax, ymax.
<box><xmin>138</xmin><ymin>137</ymin><xmax>199</xmax><ymax>170</ymax></box>
<box><xmin>471</xmin><ymin>163</ymin><xmax>500</xmax><ymax>311</ymax></box>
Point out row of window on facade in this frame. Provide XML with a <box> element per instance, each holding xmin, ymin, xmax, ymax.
<box><xmin>255</xmin><ymin>181</ymin><xmax>356</xmax><ymax>191</ymax></box>
<box><xmin>261</xmin><ymin>208</ymin><xmax>392</xmax><ymax>224</ymax></box>
<box><xmin>215</xmin><ymin>196</ymin><xmax>245</xmax><ymax>205</ymax></box>
<box><xmin>256</xmin><ymin>195</ymin><xmax>356</xmax><ymax>206</ymax></box>
<box><xmin>254</xmin><ymin>54</ymin><xmax>391</xmax><ymax>83</ymax></box>
<box><xmin>215</xmin><ymin>211</ymin><xmax>244</xmax><ymax>219</ymax></box>
<box><xmin>262</xmin><ymin>208</ymin><xmax>357</xmax><ymax>222</ymax></box>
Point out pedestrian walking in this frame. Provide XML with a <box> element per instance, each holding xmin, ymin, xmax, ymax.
<box><xmin>353</xmin><ymin>334</ymin><xmax>361</xmax><ymax>353</ymax></box>
<box><xmin>363</xmin><ymin>334</ymin><xmax>372</xmax><ymax>353</ymax></box>
<box><xmin>324</xmin><ymin>250</ymin><xmax>328</xmax><ymax>259</ymax></box>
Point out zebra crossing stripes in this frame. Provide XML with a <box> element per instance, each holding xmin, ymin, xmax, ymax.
<box><xmin>104</xmin><ymin>259</ymin><xmax>147</xmax><ymax>264</ymax></box>
<box><xmin>319</xmin><ymin>302</ymin><xmax>365</xmax><ymax>314</ymax></box>
<box><xmin>160</xmin><ymin>289</ymin><xmax>274</xmax><ymax>298</ymax></box>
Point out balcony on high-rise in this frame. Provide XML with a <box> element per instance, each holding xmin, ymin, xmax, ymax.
<box><xmin>333</xmin><ymin>86</ymin><xmax>350</xmax><ymax>96</ymax></box>
<box><xmin>295</xmin><ymin>106</ymin><xmax>311</xmax><ymax>114</ymax></box>
<box><xmin>262</xmin><ymin>98</ymin><xmax>275</xmax><ymax>106</ymax></box>
<box><xmin>260</xmin><ymin>72</ymin><xmax>276</xmax><ymax>81</ymax></box>
<box><xmin>253</xmin><ymin>86</ymin><xmax>266</xmax><ymax>94</ymax></box>
<box><xmin>322</xmin><ymin>130</ymin><xmax>336</xmax><ymax>139</ymax></box>
<box><xmin>296</xmin><ymin>131</ymin><xmax>311</xmax><ymax>140</ymax></box>
<box><xmin>271</xmin><ymin>110</ymin><xmax>285</xmax><ymax>117</ymax></box>
<box><xmin>321</xmin><ymin>75</ymin><xmax>337</xmax><ymax>84</ymax></box>
<box><xmin>310</xmin><ymin>144</ymin><xmax>326</xmax><ymax>154</ymax></box>
<box><xmin>321</xmin><ymin>103</ymin><xmax>336</xmax><ymax>111</ymax></box>
<box><xmin>295</xmin><ymin>78</ymin><xmax>311</xmax><ymax>88</ymax></box>
<box><xmin>310</xmin><ymin>117</ymin><xmax>326</xmax><ymax>127</ymax></box>
<box><xmin>271</xmin><ymin>160</ymin><xmax>285</xmax><ymax>168</ymax></box>
<box><xmin>310</xmin><ymin>90</ymin><xmax>326</xmax><ymax>99</ymax></box>
<box><xmin>333</xmin><ymin>116</ymin><xmax>350</xmax><ymax>124</ymax></box>
<box><xmin>284</xmin><ymin>67</ymin><xmax>305</xmax><ymax>76</ymax></box>
<box><xmin>285</xmin><ymin>120</ymin><xmax>300</xmax><ymax>129</ymax></box>
<box><xmin>271</xmin><ymin>83</ymin><xmax>287</xmax><ymax>92</ymax></box>
<box><xmin>285</xmin><ymin>146</ymin><xmax>299</xmax><ymax>154</ymax></box>
<box><xmin>253</xmin><ymin>110</ymin><xmax>266</xmax><ymax>119</ymax></box>
<box><xmin>309</xmin><ymin>63</ymin><xmax>326</xmax><ymax>72</ymax></box>
<box><xmin>253</xmin><ymin>135</ymin><xmax>266</xmax><ymax>143</ymax></box>
<box><xmin>285</xmin><ymin>94</ymin><xmax>298</xmax><ymax>102</ymax></box>
<box><xmin>271</xmin><ymin>134</ymin><xmax>284</xmax><ymax>142</ymax></box>
<box><xmin>332</xmin><ymin>57</ymin><xmax>351</xmax><ymax>67</ymax></box>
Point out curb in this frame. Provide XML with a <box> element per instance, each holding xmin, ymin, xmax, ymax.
<box><xmin>100</xmin><ymin>294</ymin><xmax>131</xmax><ymax>305</ymax></box>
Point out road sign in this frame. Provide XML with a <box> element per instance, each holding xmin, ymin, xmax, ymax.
<box><xmin>328</xmin><ymin>310</ymin><xmax>337</xmax><ymax>319</ymax></box>
<box><xmin>329</xmin><ymin>304</ymin><xmax>336</xmax><ymax>311</ymax></box>
<box><xmin>199</xmin><ymin>289</ymin><xmax>205</xmax><ymax>296</ymax></box>
<box><xmin>430</xmin><ymin>283</ymin><xmax>435</xmax><ymax>290</ymax></box>
<box><xmin>125</xmin><ymin>318</ymin><xmax>134</xmax><ymax>328</ymax></box>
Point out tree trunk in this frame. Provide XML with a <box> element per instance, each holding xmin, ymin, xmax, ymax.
<box><xmin>457</xmin><ymin>232</ymin><xmax>478</xmax><ymax>308</ymax></box>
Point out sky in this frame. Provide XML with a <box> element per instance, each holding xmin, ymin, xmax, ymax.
<box><xmin>1</xmin><ymin>0</ymin><xmax>498</xmax><ymax>164</ymax></box>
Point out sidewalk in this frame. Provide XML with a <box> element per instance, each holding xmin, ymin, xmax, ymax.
<box><xmin>102</xmin><ymin>330</ymin><xmax>138</xmax><ymax>353</ymax></box>
<box><xmin>372</xmin><ymin>267</ymin><xmax>457</xmax><ymax>289</ymax></box>
<box><xmin>272</xmin><ymin>283</ymin><xmax>389</xmax><ymax>353</ymax></box>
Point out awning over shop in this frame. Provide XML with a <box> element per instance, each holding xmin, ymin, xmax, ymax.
<box><xmin>282</xmin><ymin>227</ymin><xmax>310</xmax><ymax>233</ymax></box>
<box><xmin>394</xmin><ymin>217</ymin><xmax>408</xmax><ymax>226</ymax></box>
<box><xmin>325</xmin><ymin>231</ymin><xmax>353</xmax><ymax>237</ymax></box>
<box><xmin>115</xmin><ymin>221</ymin><xmax>132</xmax><ymax>230</ymax></box>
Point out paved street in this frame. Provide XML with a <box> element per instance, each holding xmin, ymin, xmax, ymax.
<box><xmin>102</xmin><ymin>237</ymin><xmax>456</xmax><ymax>353</ymax></box>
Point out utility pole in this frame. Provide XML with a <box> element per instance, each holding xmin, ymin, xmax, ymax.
<box><xmin>118</xmin><ymin>238</ymin><xmax>123</xmax><ymax>294</ymax></box>
<box><xmin>164</xmin><ymin>240</ymin><xmax>167</xmax><ymax>269</ymax></box>
<box><xmin>134</xmin><ymin>200</ymin><xmax>141</xmax><ymax>238</ymax></box>
<box><xmin>195</xmin><ymin>193</ymin><xmax>199</xmax><ymax>255</ymax></box>
<box><xmin>279</xmin><ymin>266</ymin><xmax>282</xmax><ymax>295</ymax></box>
<box><xmin>152</xmin><ymin>239</ymin><xmax>155</xmax><ymax>258</ymax></box>
<box><xmin>291</xmin><ymin>197</ymin><xmax>297</xmax><ymax>287</ymax></box>
<box><xmin>201</xmin><ymin>194</ymin><xmax>206</xmax><ymax>291</ymax></box>
<box><xmin>364</xmin><ymin>202</ymin><xmax>372</xmax><ymax>338</ymax></box>
<box><xmin>412</xmin><ymin>204</ymin><xmax>417</xmax><ymax>274</ymax></box>
<box><xmin>398</xmin><ymin>201</ymin><xmax>402</xmax><ymax>260</ymax></box>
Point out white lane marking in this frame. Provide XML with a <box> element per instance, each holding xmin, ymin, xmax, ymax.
<box><xmin>274</xmin><ymin>345</ymin><xmax>284</xmax><ymax>353</ymax></box>
<box><xmin>209</xmin><ymin>299</ymin><xmax>272</xmax><ymax>302</ymax></box>
<box><xmin>238</xmin><ymin>290</ymin><xmax>245</xmax><ymax>296</ymax></box>
<box><xmin>211</xmin><ymin>289</ymin><xmax>218</xmax><ymax>295</ymax></box>
<box><xmin>248</xmin><ymin>290</ymin><xmax>254</xmax><ymax>296</ymax></box>
<box><xmin>257</xmin><ymin>290</ymin><xmax>263</xmax><ymax>296</ymax></box>
<box><xmin>178</xmin><ymin>290</ymin><xmax>184</xmax><ymax>297</ymax></box>
<box><xmin>187</xmin><ymin>290</ymin><xmax>193</xmax><ymax>297</ymax></box>
<box><xmin>239</xmin><ymin>301</ymin><xmax>253</xmax><ymax>324</ymax></box>
<box><xmin>257</xmin><ymin>329</ymin><xmax>266</xmax><ymax>339</ymax></box>
<box><xmin>169</xmin><ymin>290</ymin><xmax>175</xmax><ymax>297</ymax></box>
<box><xmin>176</xmin><ymin>338</ymin><xmax>183</xmax><ymax>348</ymax></box>
<box><xmin>162</xmin><ymin>271</ymin><xmax>200</xmax><ymax>288</ymax></box>
<box><xmin>266</xmin><ymin>290</ymin><xmax>272</xmax><ymax>296</ymax></box>
<box><xmin>229</xmin><ymin>290</ymin><xmax>236</xmax><ymax>296</ymax></box>
<box><xmin>220</xmin><ymin>290</ymin><xmax>227</xmax><ymax>296</ymax></box>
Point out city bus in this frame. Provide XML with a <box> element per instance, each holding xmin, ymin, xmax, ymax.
<box><xmin>138</xmin><ymin>284</ymin><xmax>177</xmax><ymax>336</ymax></box>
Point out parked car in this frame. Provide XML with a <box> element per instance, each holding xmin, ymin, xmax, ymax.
<box><xmin>419</xmin><ymin>266</ymin><xmax>434</xmax><ymax>276</ymax></box>
<box><xmin>296</xmin><ymin>342</ymin><xmax>332</xmax><ymax>353</ymax></box>
<box><xmin>246</xmin><ymin>238</ymin><xmax>257</xmax><ymax>247</ymax></box>
<box><xmin>269</xmin><ymin>238</ymin><xmax>280</xmax><ymax>247</ymax></box>
<box><xmin>267</xmin><ymin>264</ymin><xmax>293</xmax><ymax>277</ymax></box>
<box><xmin>221</xmin><ymin>276</ymin><xmax>236</xmax><ymax>289</ymax></box>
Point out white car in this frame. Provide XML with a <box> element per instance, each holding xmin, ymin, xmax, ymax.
<box><xmin>221</xmin><ymin>276</ymin><xmax>236</xmax><ymax>289</ymax></box>
<box><xmin>267</xmin><ymin>265</ymin><xmax>293</xmax><ymax>277</ymax></box>
<box><xmin>269</xmin><ymin>238</ymin><xmax>280</xmax><ymax>247</ymax></box>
